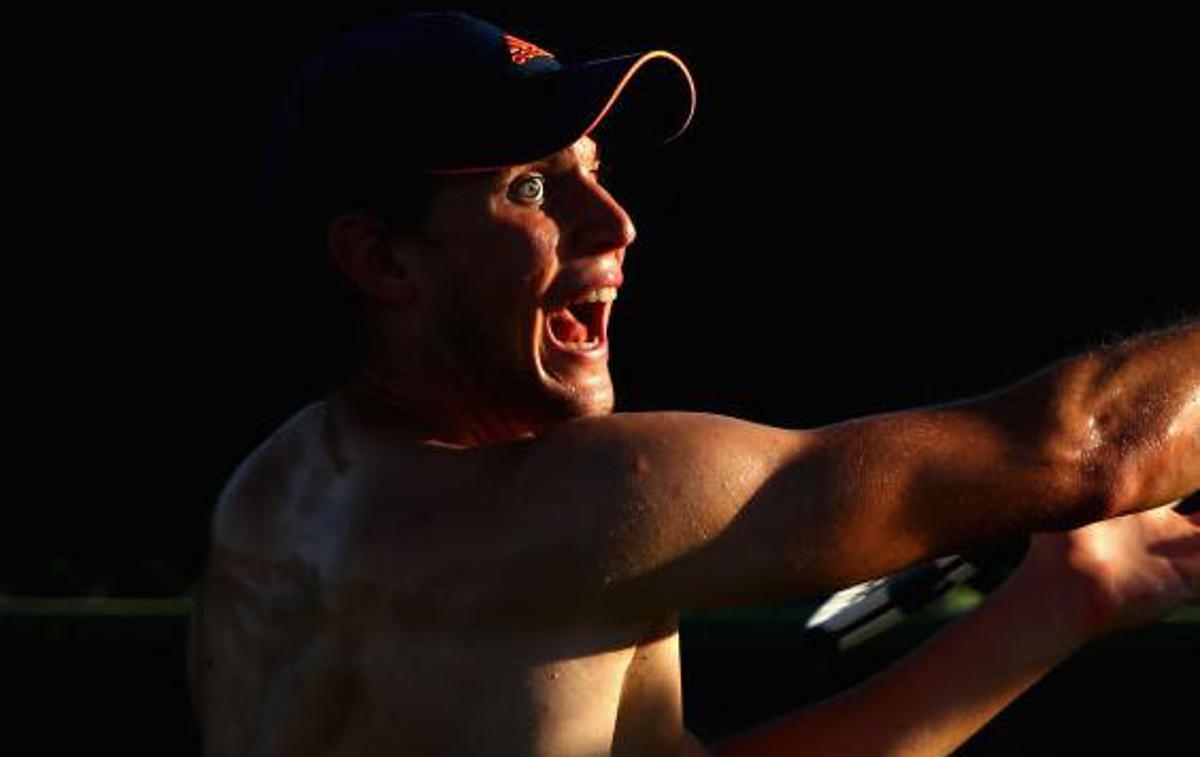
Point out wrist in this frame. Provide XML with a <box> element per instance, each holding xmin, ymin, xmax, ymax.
<box><xmin>992</xmin><ymin>542</ymin><xmax>1103</xmax><ymax>652</ymax></box>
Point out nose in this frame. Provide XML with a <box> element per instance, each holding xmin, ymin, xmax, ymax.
<box><xmin>561</xmin><ymin>176</ymin><xmax>637</xmax><ymax>260</ymax></box>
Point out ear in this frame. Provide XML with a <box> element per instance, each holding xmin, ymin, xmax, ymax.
<box><xmin>326</xmin><ymin>213</ymin><xmax>420</xmax><ymax>309</ymax></box>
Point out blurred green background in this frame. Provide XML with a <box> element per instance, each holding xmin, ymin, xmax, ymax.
<box><xmin>9</xmin><ymin>590</ymin><xmax>1197</xmax><ymax>753</ymax></box>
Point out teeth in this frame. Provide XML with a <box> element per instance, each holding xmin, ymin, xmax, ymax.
<box><xmin>574</xmin><ymin>287</ymin><xmax>618</xmax><ymax>304</ymax></box>
<box><xmin>562</xmin><ymin>336</ymin><xmax>601</xmax><ymax>349</ymax></box>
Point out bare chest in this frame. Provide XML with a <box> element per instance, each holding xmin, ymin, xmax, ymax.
<box><xmin>194</xmin><ymin>401</ymin><xmax>697</xmax><ymax>754</ymax></box>
<box><xmin>333</xmin><ymin>618</ymin><xmax>646</xmax><ymax>755</ymax></box>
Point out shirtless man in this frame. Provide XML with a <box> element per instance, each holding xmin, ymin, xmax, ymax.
<box><xmin>187</xmin><ymin>12</ymin><xmax>1200</xmax><ymax>755</ymax></box>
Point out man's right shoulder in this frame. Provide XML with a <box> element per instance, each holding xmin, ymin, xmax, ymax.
<box><xmin>313</xmin><ymin>408</ymin><xmax>815</xmax><ymax>622</ymax></box>
<box><xmin>370</xmin><ymin>411</ymin><xmax>811</xmax><ymax>618</ymax></box>
<box><xmin>502</xmin><ymin>410</ymin><xmax>808</xmax><ymax>504</ymax></box>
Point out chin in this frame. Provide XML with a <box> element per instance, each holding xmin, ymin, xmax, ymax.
<box><xmin>526</xmin><ymin>366</ymin><xmax>615</xmax><ymax>426</ymax></box>
<box><xmin>531</xmin><ymin>329</ymin><xmax>615</xmax><ymax>422</ymax></box>
<box><xmin>568</xmin><ymin>382</ymin><xmax>616</xmax><ymax>418</ymax></box>
<box><xmin>549</xmin><ymin>376</ymin><xmax>615</xmax><ymax>421</ymax></box>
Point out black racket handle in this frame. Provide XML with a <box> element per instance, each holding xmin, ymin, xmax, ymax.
<box><xmin>1176</xmin><ymin>490</ymin><xmax>1199</xmax><ymax>515</ymax></box>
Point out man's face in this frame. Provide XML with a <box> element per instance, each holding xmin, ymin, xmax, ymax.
<box><xmin>412</xmin><ymin>136</ymin><xmax>635</xmax><ymax>429</ymax></box>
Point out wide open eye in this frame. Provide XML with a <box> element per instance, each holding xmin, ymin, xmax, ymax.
<box><xmin>508</xmin><ymin>173</ymin><xmax>545</xmax><ymax>206</ymax></box>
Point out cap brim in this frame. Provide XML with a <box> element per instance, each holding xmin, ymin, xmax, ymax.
<box><xmin>430</xmin><ymin>50</ymin><xmax>696</xmax><ymax>173</ymax></box>
<box><xmin>573</xmin><ymin>51</ymin><xmax>697</xmax><ymax>146</ymax></box>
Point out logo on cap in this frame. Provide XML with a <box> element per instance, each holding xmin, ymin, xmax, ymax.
<box><xmin>505</xmin><ymin>34</ymin><xmax>554</xmax><ymax>65</ymax></box>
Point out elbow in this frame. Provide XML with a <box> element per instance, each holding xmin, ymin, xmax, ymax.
<box><xmin>1030</xmin><ymin>357</ymin><xmax>1136</xmax><ymax>523</ymax></box>
<box><xmin>1030</xmin><ymin>410</ymin><xmax>1129</xmax><ymax>527</ymax></box>
<box><xmin>1084</xmin><ymin>447</ymin><xmax>1137</xmax><ymax>522</ymax></box>
<box><xmin>1055</xmin><ymin>419</ymin><xmax>1137</xmax><ymax>525</ymax></box>
<box><xmin>1028</xmin><ymin>336</ymin><xmax>1196</xmax><ymax>524</ymax></box>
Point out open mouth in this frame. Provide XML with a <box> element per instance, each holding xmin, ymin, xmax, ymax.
<box><xmin>544</xmin><ymin>289</ymin><xmax>615</xmax><ymax>354</ymax></box>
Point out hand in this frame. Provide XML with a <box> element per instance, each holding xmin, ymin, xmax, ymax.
<box><xmin>1008</xmin><ymin>497</ymin><xmax>1200</xmax><ymax>642</ymax></box>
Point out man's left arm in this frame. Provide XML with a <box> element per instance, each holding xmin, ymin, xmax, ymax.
<box><xmin>708</xmin><ymin>498</ymin><xmax>1200</xmax><ymax>756</ymax></box>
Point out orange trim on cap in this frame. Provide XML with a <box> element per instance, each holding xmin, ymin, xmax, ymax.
<box><xmin>505</xmin><ymin>34</ymin><xmax>555</xmax><ymax>65</ymax></box>
<box><xmin>427</xmin><ymin>50</ymin><xmax>697</xmax><ymax>176</ymax></box>
<box><xmin>581</xmin><ymin>51</ymin><xmax>696</xmax><ymax>144</ymax></box>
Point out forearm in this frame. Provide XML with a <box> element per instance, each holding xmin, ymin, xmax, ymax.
<box><xmin>713</xmin><ymin>570</ymin><xmax>1087</xmax><ymax>756</ymax></box>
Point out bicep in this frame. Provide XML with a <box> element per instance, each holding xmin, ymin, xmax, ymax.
<box><xmin>705</xmin><ymin>398</ymin><xmax>1101</xmax><ymax>604</ymax></box>
<box><xmin>509</xmin><ymin>412</ymin><xmax>818</xmax><ymax>615</ymax></box>
<box><xmin>509</xmin><ymin>401</ymin><xmax>1094</xmax><ymax>618</ymax></box>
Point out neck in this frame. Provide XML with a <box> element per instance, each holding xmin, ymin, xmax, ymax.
<box><xmin>333</xmin><ymin>350</ymin><xmax>542</xmax><ymax>449</ymax></box>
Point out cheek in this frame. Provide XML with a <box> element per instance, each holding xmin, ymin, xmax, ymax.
<box><xmin>434</xmin><ymin>206</ymin><xmax>561</xmax><ymax>320</ymax></box>
<box><xmin>486</xmin><ymin>215</ymin><xmax>560</xmax><ymax>290</ymax></box>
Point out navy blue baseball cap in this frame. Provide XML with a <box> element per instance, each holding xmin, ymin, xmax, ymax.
<box><xmin>263</xmin><ymin>11</ymin><xmax>696</xmax><ymax>181</ymax></box>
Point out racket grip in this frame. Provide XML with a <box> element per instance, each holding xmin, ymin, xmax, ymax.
<box><xmin>1176</xmin><ymin>490</ymin><xmax>1199</xmax><ymax>515</ymax></box>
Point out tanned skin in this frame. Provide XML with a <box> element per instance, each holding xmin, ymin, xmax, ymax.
<box><xmin>187</xmin><ymin>136</ymin><xmax>1199</xmax><ymax>755</ymax></box>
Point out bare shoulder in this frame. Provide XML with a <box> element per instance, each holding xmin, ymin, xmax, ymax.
<box><xmin>468</xmin><ymin>412</ymin><xmax>816</xmax><ymax>616</ymax></box>
<box><xmin>333</xmin><ymin>409</ymin><xmax>813</xmax><ymax>621</ymax></box>
<box><xmin>515</xmin><ymin>410</ymin><xmax>809</xmax><ymax>493</ymax></box>
<box><xmin>528</xmin><ymin>411</ymin><xmax>807</xmax><ymax>545</ymax></box>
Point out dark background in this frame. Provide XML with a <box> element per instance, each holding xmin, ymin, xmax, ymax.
<box><xmin>23</xmin><ymin>1</ymin><xmax>1195</xmax><ymax>595</ymax></box>
<box><xmin>11</xmin><ymin>2</ymin><xmax>1195</xmax><ymax>751</ymax></box>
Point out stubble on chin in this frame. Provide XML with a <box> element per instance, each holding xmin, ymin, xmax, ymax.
<box><xmin>528</xmin><ymin>358</ymin><xmax>616</xmax><ymax>426</ymax></box>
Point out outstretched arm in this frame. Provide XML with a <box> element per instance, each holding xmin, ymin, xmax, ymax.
<box><xmin>495</xmin><ymin>318</ymin><xmax>1197</xmax><ymax>617</ymax></box>
<box><xmin>802</xmin><ymin>315</ymin><xmax>1198</xmax><ymax>593</ymax></box>
<box><xmin>711</xmin><ymin>497</ymin><xmax>1200</xmax><ymax>756</ymax></box>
